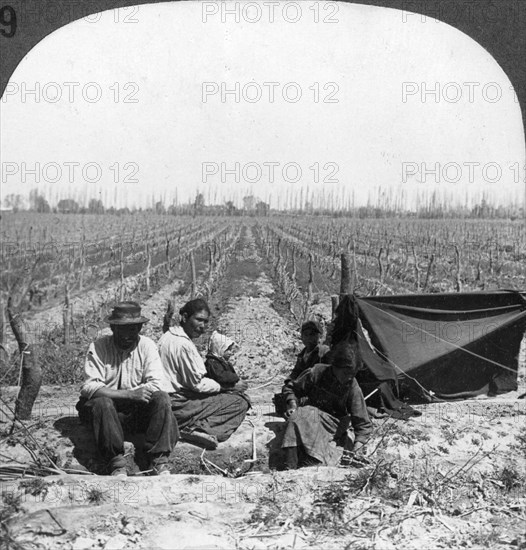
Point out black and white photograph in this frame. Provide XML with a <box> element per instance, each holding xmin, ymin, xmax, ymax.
<box><xmin>1</xmin><ymin>1</ymin><xmax>525</xmax><ymax>548</ymax></box>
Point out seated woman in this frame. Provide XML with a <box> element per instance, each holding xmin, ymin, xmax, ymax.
<box><xmin>159</xmin><ymin>299</ymin><xmax>249</xmax><ymax>450</ymax></box>
<box><xmin>280</xmin><ymin>340</ymin><xmax>373</xmax><ymax>469</ymax></box>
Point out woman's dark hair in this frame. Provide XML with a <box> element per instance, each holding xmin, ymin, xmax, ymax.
<box><xmin>179</xmin><ymin>298</ymin><xmax>211</xmax><ymax>318</ymax></box>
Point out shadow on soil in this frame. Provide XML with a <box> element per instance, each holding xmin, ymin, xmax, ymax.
<box><xmin>53</xmin><ymin>417</ymin><xmax>152</xmax><ymax>474</ymax></box>
<box><xmin>53</xmin><ymin>416</ymin><xmax>272</xmax><ymax>476</ymax></box>
<box><xmin>265</xmin><ymin>421</ymin><xmax>287</xmax><ymax>471</ymax></box>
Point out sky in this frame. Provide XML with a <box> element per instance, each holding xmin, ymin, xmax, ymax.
<box><xmin>0</xmin><ymin>1</ymin><xmax>524</xmax><ymax>210</ymax></box>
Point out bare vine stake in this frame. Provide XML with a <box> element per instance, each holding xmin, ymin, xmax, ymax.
<box><xmin>275</xmin><ymin>238</ymin><xmax>282</xmax><ymax>274</ymax></box>
<box><xmin>213</xmin><ymin>240</ymin><xmax>218</xmax><ymax>266</ymax></box>
<box><xmin>489</xmin><ymin>249</ymin><xmax>494</xmax><ymax>276</ymax></box>
<box><xmin>422</xmin><ymin>254</ymin><xmax>435</xmax><ymax>292</ymax></box>
<box><xmin>453</xmin><ymin>244</ymin><xmax>462</xmax><ymax>292</ymax></box>
<box><xmin>377</xmin><ymin>248</ymin><xmax>384</xmax><ymax>284</ymax></box>
<box><xmin>307</xmin><ymin>253</ymin><xmax>314</xmax><ymax>302</ymax></box>
<box><xmin>63</xmin><ymin>283</ymin><xmax>70</xmax><ymax>345</ymax></box>
<box><xmin>165</xmin><ymin>230</ymin><xmax>171</xmax><ymax>277</ymax></box>
<box><xmin>351</xmin><ymin>239</ymin><xmax>358</xmax><ymax>288</ymax></box>
<box><xmin>403</xmin><ymin>244</ymin><xmax>410</xmax><ymax>271</ymax></box>
<box><xmin>385</xmin><ymin>240</ymin><xmax>392</xmax><ymax>278</ymax></box>
<box><xmin>79</xmin><ymin>227</ymin><xmax>86</xmax><ymax>291</ymax></box>
<box><xmin>412</xmin><ymin>246</ymin><xmax>420</xmax><ymax>291</ymax></box>
<box><xmin>330</xmin><ymin>252</ymin><xmax>337</xmax><ymax>279</ymax></box>
<box><xmin>0</xmin><ymin>298</ymin><xmax>6</xmax><ymax>363</ymax></box>
<box><xmin>190</xmin><ymin>251</ymin><xmax>197</xmax><ymax>299</ymax></box>
<box><xmin>208</xmin><ymin>245</ymin><xmax>214</xmax><ymax>274</ymax></box>
<box><xmin>475</xmin><ymin>255</ymin><xmax>483</xmax><ymax>288</ymax></box>
<box><xmin>145</xmin><ymin>242</ymin><xmax>151</xmax><ymax>292</ymax></box>
<box><xmin>291</xmin><ymin>247</ymin><xmax>297</xmax><ymax>282</ymax></box>
<box><xmin>119</xmin><ymin>243</ymin><xmax>125</xmax><ymax>301</ymax></box>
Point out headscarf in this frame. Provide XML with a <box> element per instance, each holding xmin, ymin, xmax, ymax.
<box><xmin>208</xmin><ymin>330</ymin><xmax>235</xmax><ymax>359</ymax></box>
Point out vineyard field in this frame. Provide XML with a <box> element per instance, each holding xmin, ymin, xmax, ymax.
<box><xmin>1</xmin><ymin>212</ymin><xmax>525</xmax><ymax>550</ymax></box>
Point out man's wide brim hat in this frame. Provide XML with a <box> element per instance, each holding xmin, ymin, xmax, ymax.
<box><xmin>104</xmin><ymin>302</ymin><xmax>149</xmax><ymax>325</ymax></box>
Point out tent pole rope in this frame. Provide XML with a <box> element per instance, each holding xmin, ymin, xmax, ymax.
<box><xmin>354</xmin><ymin>327</ymin><xmax>436</xmax><ymax>398</ymax></box>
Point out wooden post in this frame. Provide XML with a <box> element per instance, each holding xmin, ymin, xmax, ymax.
<box><xmin>63</xmin><ymin>284</ymin><xmax>70</xmax><ymax>345</ymax></box>
<box><xmin>190</xmin><ymin>251</ymin><xmax>197</xmax><ymax>299</ymax></box>
<box><xmin>7</xmin><ymin>297</ymin><xmax>42</xmax><ymax>421</ymax></box>
<box><xmin>291</xmin><ymin>247</ymin><xmax>297</xmax><ymax>282</ymax></box>
<box><xmin>340</xmin><ymin>253</ymin><xmax>351</xmax><ymax>297</ymax></box>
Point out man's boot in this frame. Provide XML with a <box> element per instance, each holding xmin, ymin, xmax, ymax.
<box><xmin>109</xmin><ymin>454</ymin><xmax>127</xmax><ymax>477</ymax></box>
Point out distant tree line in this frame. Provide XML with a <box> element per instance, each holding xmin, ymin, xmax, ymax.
<box><xmin>1</xmin><ymin>189</ymin><xmax>522</xmax><ymax>219</ymax></box>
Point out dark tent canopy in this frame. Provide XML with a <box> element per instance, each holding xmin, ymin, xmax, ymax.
<box><xmin>332</xmin><ymin>291</ymin><xmax>526</xmax><ymax>413</ymax></box>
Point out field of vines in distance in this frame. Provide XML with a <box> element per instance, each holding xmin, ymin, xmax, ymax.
<box><xmin>1</xmin><ymin>213</ymin><xmax>525</xmax><ymax>320</ymax></box>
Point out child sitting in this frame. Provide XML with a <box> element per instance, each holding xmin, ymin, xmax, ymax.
<box><xmin>287</xmin><ymin>319</ymin><xmax>329</xmax><ymax>381</ymax></box>
<box><xmin>273</xmin><ymin>319</ymin><xmax>330</xmax><ymax>416</ymax></box>
<box><xmin>205</xmin><ymin>331</ymin><xmax>248</xmax><ymax>398</ymax></box>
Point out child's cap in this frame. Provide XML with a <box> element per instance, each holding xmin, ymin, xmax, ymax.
<box><xmin>301</xmin><ymin>319</ymin><xmax>322</xmax><ymax>334</ymax></box>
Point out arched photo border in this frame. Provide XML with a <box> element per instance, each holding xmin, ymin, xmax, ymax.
<box><xmin>1</xmin><ymin>0</ymin><xmax>525</xmax><ymax>211</ymax></box>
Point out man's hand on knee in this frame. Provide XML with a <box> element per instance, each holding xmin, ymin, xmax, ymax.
<box><xmin>128</xmin><ymin>386</ymin><xmax>154</xmax><ymax>403</ymax></box>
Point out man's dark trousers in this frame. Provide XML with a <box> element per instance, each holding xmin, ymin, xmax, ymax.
<box><xmin>77</xmin><ymin>391</ymin><xmax>179</xmax><ymax>469</ymax></box>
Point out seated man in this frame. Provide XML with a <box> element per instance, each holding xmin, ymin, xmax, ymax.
<box><xmin>280</xmin><ymin>340</ymin><xmax>373</xmax><ymax>469</ymax></box>
<box><xmin>159</xmin><ymin>299</ymin><xmax>249</xmax><ymax>450</ymax></box>
<box><xmin>76</xmin><ymin>302</ymin><xmax>178</xmax><ymax>476</ymax></box>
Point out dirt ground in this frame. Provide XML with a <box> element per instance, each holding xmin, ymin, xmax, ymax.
<box><xmin>1</xmin><ymin>226</ymin><xmax>525</xmax><ymax>549</ymax></box>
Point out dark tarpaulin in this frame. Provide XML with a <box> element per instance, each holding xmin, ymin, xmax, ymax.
<box><xmin>333</xmin><ymin>291</ymin><xmax>526</xmax><ymax>406</ymax></box>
